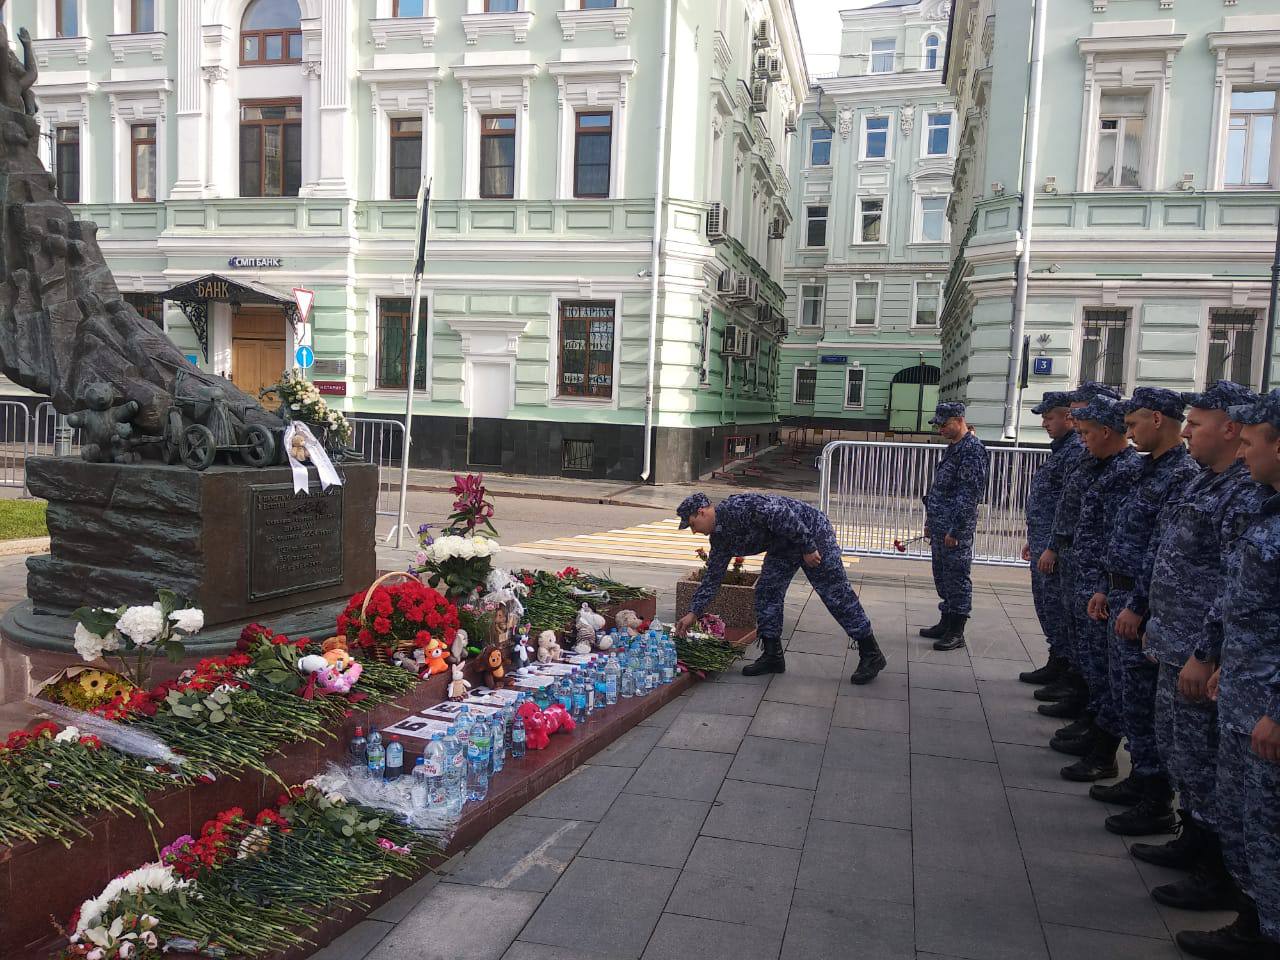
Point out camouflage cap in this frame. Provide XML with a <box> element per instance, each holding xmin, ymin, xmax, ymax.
<box><xmin>1071</xmin><ymin>396</ymin><xmax>1127</xmax><ymax>431</ymax></box>
<box><xmin>1121</xmin><ymin>386</ymin><xmax>1186</xmax><ymax>420</ymax></box>
<box><xmin>1228</xmin><ymin>389</ymin><xmax>1280</xmax><ymax>431</ymax></box>
<box><xmin>676</xmin><ymin>492</ymin><xmax>711</xmax><ymax>530</ymax></box>
<box><xmin>1180</xmin><ymin>380</ymin><xmax>1258</xmax><ymax>413</ymax></box>
<box><xmin>929</xmin><ymin>401</ymin><xmax>967</xmax><ymax>426</ymax></box>
<box><xmin>1071</xmin><ymin>381</ymin><xmax>1123</xmax><ymax>404</ymax></box>
<box><xmin>1031</xmin><ymin>391</ymin><xmax>1074</xmax><ymax>415</ymax></box>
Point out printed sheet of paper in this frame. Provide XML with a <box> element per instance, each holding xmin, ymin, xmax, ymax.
<box><xmin>382</xmin><ymin>715</ymin><xmax>452</xmax><ymax>741</ymax></box>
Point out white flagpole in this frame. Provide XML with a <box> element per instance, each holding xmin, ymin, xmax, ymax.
<box><xmin>394</xmin><ymin>176</ymin><xmax>431</xmax><ymax>549</ymax></box>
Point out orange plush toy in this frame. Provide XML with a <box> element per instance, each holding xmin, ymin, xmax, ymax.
<box><xmin>322</xmin><ymin>636</ymin><xmax>355</xmax><ymax>669</ymax></box>
<box><xmin>422</xmin><ymin>637</ymin><xmax>450</xmax><ymax>676</ymax></box>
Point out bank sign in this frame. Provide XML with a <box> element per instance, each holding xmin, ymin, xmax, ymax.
<box><xmin>227</xmin><ymin>256</ymin><xmax>283</xmax><ymax>269</ymax></box>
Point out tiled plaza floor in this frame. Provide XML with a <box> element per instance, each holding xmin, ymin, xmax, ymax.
<box><xmin>307</xmin><ymin>569</ymin><xmax>1223</xmax><ymax>960</ymax></box>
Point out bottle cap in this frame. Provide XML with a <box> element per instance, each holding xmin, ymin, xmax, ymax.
<box><xmin>354</xmin><ymin>726</ymin><xmax>364</xmax><ymax>735</ymax></box>
<box><xmin>414</xmin><ymin>757</ymin><xmax>424</xmax><ymax>765</ymax></box>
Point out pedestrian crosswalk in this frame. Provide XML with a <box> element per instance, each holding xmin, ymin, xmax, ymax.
<box><xmin>507</xmin><ymin>517</ymin><xmax>857</xmax><ymax>569</ymax></box>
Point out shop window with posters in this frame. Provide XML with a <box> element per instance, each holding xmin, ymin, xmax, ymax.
<box><xmin>558</xmin><ymin>301</ymin><xmax>615</xmax><ymax>400</ymax></box>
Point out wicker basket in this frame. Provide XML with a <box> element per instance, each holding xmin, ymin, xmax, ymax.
<box><xmin>359</xmin><ymin>570</ymin><xmax>427</xmax><ymax>661</ymax></box>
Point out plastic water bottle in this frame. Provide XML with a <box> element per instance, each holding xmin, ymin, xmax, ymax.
<box><xmin>661</xmin><ymin>638</ymin><xmax>676</xmax><ymax>685</ymax></box>
<box><xmin>384</xmin><ymin>735</ymin><xmax>404</xmax><ymax>782</ymax></box>
<box><xmin>349</xmin><ymin>726</ymin><xmax>368</xmax><ymax>773</ymax></box>
<box><xmin>573</xmin><ymin>673</ymin><xmax>588</xmax><ymax>722</ymax></box>
<box><xmin>410</xmin><ymin>757</ymin><xmax>428</xmax><ymax>809</ymax></box>
<box><xmin>442</xmin><ymin>726</ymin><xmax>465</xmax><ymax>817</ymax></box>
<box><xmin>423</xmin><ymin>735</ymin><xmax>446</xmax><ymax>808</ymax></box>
<box><xmin>585</xmin><ymin>668</ymin><xmax>597</xmax><ymax>714</ymax></box>
<box><xmin>490</xmin><ymin>712</ymin><xmax>506</xmax><ymax>775</ymax></box>
<box><xmin>467</xmin><ymin>722</ymin><xmax>491</xmax><ymax>802</ymax></box>
<box><xmin>647</xmin><ymin>647</ymin><xmax>661</xmax><ymax>691</ymax></box>
<box><xmin>455</xmin><ymin>705</ymin><xmax>473</xmax><ymax>742</ymax></box>
<box><xmin>560</xmin><ymin>677</ymin><xmax>576</xmax><ymax>715</ymax></box>
<box><xmin>365</xmin><ymin>729</ymin><xmax>385</xmax><ymax>780</ymax></box>
<box><xmin>593</xmin><ymin>668</ymin><xmax>608</xmax><ymax>713</ymax></box>
<box><xmin>511</xmin><ymin>714</ymin><xmax>527</xmax><ymax>759</ymax></box>
<box><xmin>620</xmin><ymin>660</ymin><xmax>636</xmax><ymax>698</ymax></box>
<box><xmin>605</xmin><ymin>657</ymin><xmax>620</xmax><ymax>706</ymax></box>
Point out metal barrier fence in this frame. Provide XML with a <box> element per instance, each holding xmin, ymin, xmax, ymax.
<box><xmin>346</xmin><ymin>417</ymin><xmax>410</xmax><ymax>543</ymax></box>
<box><xmin>0</xmin><ymin>401</ymin><xmax>32</xmax><ymax>489</ymax></box>
<box><xmin>818</xmin><ymin>440</ymin><xmax>1050</xmax><ymax>566</ymax></box>
<box><xmin>31</xmin><ymin>401</ymin><xmax>82</xmax><ymax>461</ymax></box>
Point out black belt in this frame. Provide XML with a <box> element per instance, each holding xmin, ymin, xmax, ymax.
<box><xmin>1108</xmin><ymin>573</ymin><xmax>1135</xmax><ymax>590</ymax></box>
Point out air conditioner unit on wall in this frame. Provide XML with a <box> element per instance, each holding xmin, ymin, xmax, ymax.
<box><xmin>784</xmin><ymin>111</ymin><xmax>797</xmax><ymax>134</ymax></box>
<box><xmin>716</xmin><ymin>268</ymin><xmax>734</xmax><ymax>293</ymax></box>
<box><xmin>750</xmin><ymin>79</ymin><xmax>769</xmax><ymax>113</ymax></box>
<box><xmin>768</xmin><ymin>217</ymin><xmax>786</xmax><ymax>240</ymax></box>
<box><xmin>727</xmin><ymin>273</ymin><xmax>756</xmax><ymax>305</ymax></box>
<box><xmin>723</xmin><ymin>323</ymin><xmax>743</xmax><ymax>357</ymax></box>
<box><xmin>767</xmin><ymin>56</ymin><xmax>782</xmax><ymax>81</ymax></box>
<box><xmin>754</xmin><ymin>51</ymin><xmax>770</xmax><ymax>79</ymax></box>
<box><xmin>754</xmin><ymin>19</ymin><xmax>772</xmax><ymax>50</ymax></box>
<box><xmin>706</xmin><ymin>201</ymin><xmax>728</xmax><ymax>242</ymax></box>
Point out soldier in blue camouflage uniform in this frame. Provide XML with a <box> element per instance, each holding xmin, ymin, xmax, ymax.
<box><xmin>1131</xmin><ymin>381</ymin><xmax>1263</xmax><ymax>916</ymax></box>
<box><xmin>1035</xmin><ymin>382</ymin><xmax>1123</xmax><ymax>723</ymax></box>
<box><xmin>1058</xmin><ymin>396</ymin><xmax>1143</xmax><ymax>783</ymax></box>
<box><xmin>673</xmin><ymin>492</ymin><xmax>887</xmax><ymax>684</ymax></box>
<box><xmin>1020</xmin><ymin>391</ymin><xmax>1084</xmax><ymax>685</ymax></box>
<box><xmin>920</xmin><ymin>402</ymin><xmax>990</xmax><ymax>652</ymax></box>
<box><xmin>1175</xmin><ymin>390</ymin><xmax>1280</xmax><ymax>960</ymax></box>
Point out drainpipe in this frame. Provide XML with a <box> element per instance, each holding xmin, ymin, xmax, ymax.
<box><xmin>640</xmin><ymin>0</ymin><xmax>675</xmax><ymax>481</ymax></box>
<box><xmin>1003</xmin><ymin>0</ymin><xmax>1048</xmax><ymax>440</ymax></box>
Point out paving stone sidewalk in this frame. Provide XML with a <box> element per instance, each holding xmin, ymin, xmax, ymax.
<box><xmin>313</xmin><ymin>574</ymin><xmax>1226</xmax><ymax>960</ymax></box>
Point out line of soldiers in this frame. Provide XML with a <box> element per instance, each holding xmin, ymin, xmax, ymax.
<box><xmin>1022</xmin><ymin>381</ymin><xmax>1280</xmax><ymax>960</ymax></box>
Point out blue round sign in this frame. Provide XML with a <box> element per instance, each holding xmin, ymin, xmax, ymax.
<box><xmin>295</xmin><ymin>345</ymin><xmax>315</xmax><ymax>369</ymax></box>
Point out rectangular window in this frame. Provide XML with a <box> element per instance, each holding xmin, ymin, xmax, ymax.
<box><xmin>859</xmin><ymin>198</ymin><xmax>884</xmax><ymax>243</ymax></box>
<box><xmin>794</xmin><ymin>368</ymin><xmax>817</xmax><ymax>405</ymax></box>
<box><xmin>869</xmin><ymin>38</ymin><xmax>895</xmax><ymax>74</ymax></box>
<box><xmin>1226</xmin><ymin>90</ymin><xmax>1276</xmax><ymax>188</ymax></box>
<box><xmin>809</xmin><ymin>125</ymin><xmax>832</xmax><ymax>166</ymax></box>
<box><xmin>854</xmin><ymin>282</ymin><xmax>879</xmax><ymax>326</ymax></box>
<box><xmin>485</xmin><ymin>0</ymin><xmax>518</xmax><ymax>10</ymax></box>
<box><xmin>799</xmin><ymin>284</ymin><xmax>825</xmax><ymax>328</ymax></box>
<box><xmin>239</xmin><ymin>100</ymin><xmax>302</xmax><ymax>198</ymax></box>
<box><xmin>124</xmin><ymin>293</ymin><xmax>165</xmax><ymax>328</ymax></box>
<box><xmin>56</xmin><ymin>0</ymin><xmax>78</xmax><ymax>37</ymax></box>
<box><xmin>925</xmin><ymin>111</ymin><xmax>951</xmax><ymax>156</ymax></box>
<box><xmin>55</xmin><ymin>126</ymin><xmax>80</xmax><ymax>203</ymax></box>
<box><xmin>393</xmin><ymin>0</ymin><xmax>425</xmax><ymax>14</ymax></box>
<box><xmin>131</xmin><ymin>123</ymin><xmax>157</xmax><ymax>202</ymax></box>
<box><xmin>376</xmin><ymin>297</ymin><xmax>428</xmax><ymax>391</ymax></box>
<box><xmin>1080</xmin><ymin>308</ymin><xmax>1129</xmax><ymax>390</ymax></box>
<box><xmin>864</xmin><ymin>115</ymin><xmax>889</xmax><ymax>159</ymax></box>
<box><xmin>558</xmin><ymin>301</ymin><xmax>615</xmax><ymax>400</ymax></box>
<box><xmin>132</xmin><ymin>0</ymin><xmax>156</xmax><ymax>32</ymax></box>
<box><xmin>581</xmin><ymin>0</ymin><xmax>617</xmax><ymax>7</ymax></box>
<box><xmin>573</xmin><ymin>111</ymin><xmax>612</xmax><ymax>198</ymax></box>
<box><xmin>845</xmin><ymin>368</ymin><xmax>865</xmax><ymax>408</ymax></box>
<box><xmin>914</xmin><ymin>281</ymin><xmax>941</xmax><ymax>327</ymax></box>
<box><xmin>389</xmin><ymin>117</ymin><xmax>423</xmax><ymax>200</ymax></box>
<box><xmin>805</xmin><ymin>205</ymin><xmax>828</xmax><ymax>247</ymax></box>
<box><xmin>1206</xmin><ymin>309</ymin><xmax>1258</xmax><ymax>388</ymax></box>
<box><xmin>1094</xmin><ymin>92</ymin><xmax>1146</xmax><ymax>190</ymax></box>
<box><xmin>479</xmin><ymin>114</ymin><xmax>516</xmax><ymax>199</ymax></box>
<box><xmin>919</xmin><ymin>195</ymin><xmax>947</xmax><ymax>243</ymax></box>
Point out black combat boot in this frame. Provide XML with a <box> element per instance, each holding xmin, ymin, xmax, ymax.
<box><xmin>919</xmin><ymin>614</ymin><xmax>950</xmax><ymax>640</ymax></box>
<box><xmin>1104</xmin><ymin>775</ymin><xmax>1177</xmax><ymax>835</ymax></box>
<box><xmin>1020</xmin><ymin>655</ymin><xmax>1068</xmax><ymax>685</ymax></box>
<box><xmin>1175</xmin><ymin>901</ymin><xmax>1280</xmax><ymax>960</ymax></box>
<box><xmin>932</xmin><ymin>615</ymin><xmax>968</xmax><ymax>651</ymax></box>
<box><xmin>742</xmin><ymin>636</ymin><xmax>785</xmax><ymax>677</ymax></box>
<box><xmin>849</xmin><ymin>633</ymin><xmax>887</xmax><ymax>685</ymax></box>
<box><xmin>1050</xmin><ymin>723</ymin><xmax>1098</xmax><ymax>757</ymax></box>
<box><xmin>1089</xmin><ymin>772</ymin><xmax>1144</xmax><ymax>805</ymax></box>
<box><xmin>1054</xmin><ymin>716</ymin><xmax>1093</xmax><ymax>740</ymax></box>
<box><xmin>1132</xmin><ymin>810</ymin><xmax>1204</xmax><ymax>869</ymax></box>
<box><xmin>1152</xmin><ymin>831</ymin><xmax>1238</xmax><ymax>911</ymax></box>
<box><xmin>1038</xmin><ymin>696</ymin><xmax>1087</xmax><ymax>719</ymax></box>
<box><xmin>1034</xmin><ymin>678</ymin><xmax>1079</xmax><ymax>702</ymax></box>
<box><xmin>1060</xmin><ymin>731</ymin><xmax>1120</xmax><ymax>781</ymax></box>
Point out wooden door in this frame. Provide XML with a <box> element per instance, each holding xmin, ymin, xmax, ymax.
<box><xmin>231</xmin><ymin>306</ymin><xmax>286</xmax><ymax>398</ymax></box>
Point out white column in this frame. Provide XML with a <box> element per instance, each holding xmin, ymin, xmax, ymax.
<box><xmin>301</xmin><ymin>60</ymin><xmax>323</xmax><ymax>194</ymax></box>
<box><xmin>422</xmin><ymin>83</ymin><xmax>436</xmax><ymax>188</ymax></box>
<box><xmin>555</xmin><ymin>77</ymin><xmax>570</xmax><ymax>199</ymax></box>
<box><xmin>203</xmin><ymin>66</ymin><xmax>232</xmax><ymax>197</ymax></box>
<box><xmin>78</xmin><ymin>97</ymin><xmax>93</xmax><ymax>204</ymax></box>
<box><xmin>169</xmin><ymin>0</ymin><xmax>206</xmax><ymax>200</ymax></box>
<box><xmin>311</xmin><ymin>0</ymin><xmax>352</xmax><ymax>197</ymax></box>
<box><xmin>156</xmin><ymin>107</ymin><xmax>169</xmax><ymax>202</ymax></box>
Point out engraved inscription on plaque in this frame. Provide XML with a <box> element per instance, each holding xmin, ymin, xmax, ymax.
<box><xmin>248</xmin><ymin>484</ymin><xmax>344</xmax><ymax>602</ymax></box>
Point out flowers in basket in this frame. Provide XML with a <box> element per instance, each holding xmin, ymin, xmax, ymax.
<box><xmin>72</xmin><ymin>590</ymin><xmax>204</xmax><ymax>687</ymax></box>
<box><xmin>272</xmin><ymin>368</ymin><xmax>353</xmax><ymax>445</ymax></box>
<box><xmin>338</xmin><ymin>579</ymin><xmax>459</xmax><ymax>662</ymax></box>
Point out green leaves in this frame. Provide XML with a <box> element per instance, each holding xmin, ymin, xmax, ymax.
<box><xmin>73</xmin><ymin>605</ymin><xmax>121</xmax><ymax>639</ymax></box>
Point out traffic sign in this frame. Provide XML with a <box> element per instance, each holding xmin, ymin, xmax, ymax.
<box><xmin>292</xmin><ymin>287</ymin><xmax>315</xmax><ymax>322</ymax></box>
<box><xmin>295</xmin><ymin>345</ymin><xmax>315</xmax><ymax>369</ymax></box>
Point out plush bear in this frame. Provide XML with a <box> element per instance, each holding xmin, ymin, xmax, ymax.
<box><xmin>447</xmin><ymin>662</ymin><xmax>471</xmax><ymax>701</ymax></box>
<box><xmin>573</xmin><ymin>603</ymin><xmax>606</xmax><ymax>655</ymax></box>
<box><xmin>537</xmin><ymin>630</ymin><xmax>562</xmax><ymax>664</ymax></box>
<box><xmin>321</xmin><ymin>636</ymin><xmax>354</xmax><ymax>669</ymax></box>
<box><xmin>615</xmin><ymin>609</ymin><xmax>643</xmax><ymax>638</ymax></box>
<box><xmin>481</xmin><ymin>644</ymin><xmax>512</xmax><ymax>689</ymax></box>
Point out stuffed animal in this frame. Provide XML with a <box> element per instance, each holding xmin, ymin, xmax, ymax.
<box><xmin>543</xmin><ymin>702</ymin><xmax>575</xmax><ymax>734</ymax></box>
<box><xmin>537</xmin><ymin>630</ymin><xmax>562</xmax><ymax>664</ymax></box>
<box><xmin>518</xmin><ymin>701</ymin><xmax>551</xmax><ymax>751</ymax></box>
<box><xmin>481</xmin><ymin>644</ymin><xmax>512</xmax><ymax>689</ymax></box>
<box><xmin>615</xmin><ymin>609</ymin><xmax>643</xmax><ymax>638</ymax></box>
<box><xmin>321</xmin><ymin>636</ymin><xmax>354</xmax><ymax>669</ymax></box>
<box><xmin>451</xmin><ymin>628</ymin><xmax>469</xmax><ymax>663</ymax></box>
<box><xmin>297</xmin><ymin>654</ymin><xmax>328</xmax><ymax>675</ymax></box>
<box><xmin>298</xmin><ymin>653</ymin><xmax>362</xmax><ymax>694</ymax></box>
<box><xmin>574</xmin><ymin>603</ymin><xmax>606</xmax><ymax>655</ymax></box>
<box><xmin>447</xmin><ymin>662</ymin><xmax>471</xmax><ymax>701</ymax></box>
<box><xmin>514</xmin><ymin>632</ymin><xmax>534</xmax><ymax>671</ymax></box>
<box><xmin>289</xmin><ymin>431</ymin><xmax>310</xmax><ymax>463</ymax></box>
<box><xmin>423</xmin><ymin>637</ymin><xmax>450</xmax><ymax>676</ymax></box>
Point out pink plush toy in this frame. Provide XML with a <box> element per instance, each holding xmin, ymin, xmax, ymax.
<box><xmin>543</xmin><ymin>702</ymin><xmax>576</xmax><ymax>734</ymax></box>
<box><xmin>518</xmin><ymin>700</ymin><xmax>551</xmax><ymax>750</ymax></box>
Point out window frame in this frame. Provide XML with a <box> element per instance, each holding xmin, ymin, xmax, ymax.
<box><xmin>479</xmin><ymin>113</ymin><xmax>517</xmax><ymax>200</ymax></box>
<box><xmin>852</xmin><ymin>280</ymin><xmax>880</xmax><ymax>328</ymax></box>
<box><xmin>804</xmin><ymin>204</ymin><xmax>829</xmax><ymax>248</ymax></box>
<box><xmin>55</xmin><ymin>125</ymin><xmax>81</xmax><ymax>204</ymax></box>
<box><xmin>868</xmin><ymin>37</ymin><xmax>895</xmax><ymax>75</ymax></box>
<box><xmin>239</xmin><ymin>0</ymin><xmax>304</xmax><ymax>67</ymax></box>
<box><xmin>56</xmin><ymin>0</ymin><xmax>79</xmax><ymax>37</ymax></box>
<box><xmin>374</xmin><ymin>296</ymin><xmax>430</xmax><ymax>391</ymax></box>
<box><xmin>1078</xmin><ymin>307</ymin><xmax>1131</xmax><ymax>393</ymax></box>
<box><xmin>1205</xmin><ymin>307</ymin><xmax>1260</xmax><ymax>389</ymax></box>
<box><xmin>579</xmin><ymin>0</ymin><xmax>617</xmax><ymax>7</ymax></box>
<box><xmin>392</xmin><ymin>0</ymin><xmax>426</xmax><ymax>15</ymax></box>
<box><xmin>922</xmin><ymin>33</ymin><xmax>941</xmax><ymax>71</ymax></box>
<box><xmin>123</xmin><ymin>292</ymin><xmax>166</xmax><ymax>330</ymax></box>
<box><xmin>484</xmin><ymin>0</ymin><xmax>519</xmax><ymax>11</ymax></box>
<box><xmin>1092</xmin><ymin>90</ymin><xmax>1149</xmax><ymax>191</ymax></box>
<box><xmin>923</xmin><ymin>110</ymin><xmax>952</xmax><ymax>158</ymax></box>
<box><xmin>1224</xmin><ymin>88</ymin><xmax>1278</xmax><ymax>190</ymax></box>
<box><xmin>856</xmin><ymin>196</ymin><xmax>885</xmax><ymax>245</ymax></box>
<box><xmin>861</xmin><ymin>113</ymin><xmax>890</xmax><ymax>161</ymax></box>
<box><xmin>915</xmin><ymin>194</ymin><xmax>949</xmax><ymax>244</ymax></box>
<box><xmin>555</xmin><ymin>300</ymin><xmax>618</xmax><ymax>402</ymax></box>
<box><xmin>844</xmin><ymin>366</ymin><xmax>865</xmax><ymax>409</ymax></box>
<box><xmin>808</xmin><ymin>124</ymin><xmax>832</xmax><ymax>167</ymax></box>
<box><xmin>238</xmin><ymin>98</ymin><xmax>303</xmax><ymax>199</ymax></box>
<box><xmin>388</xmin><ymin>117</ymin><xmax>424</xmax><ymax>201</ymax></box>
<box><xmin>130</xmin><ymin>122</ymin><xmax>157</xmax><ymax>203</ymax></box>
<box><xmin>131</xmin><ymin>0</ymin><xmax>156</xmax><ymax>32</ymax></box>
<box><xmin>798</xmin><ymin>283</ymin><xmax>825</xmax><ymax>329</ymax></box>
<box><xmin>912</xmin><ymin>279</ymin><xmax>942</xmax><ymax>329</ymax></box>
<box><xmin>793</xmin><ymin>367</ymin><xmax>817</xmax><ymax>405</ymax></box>
<box><xmin>572</xmin><ymin>110</ymin><xmax>613</xmax><ymax>199</ymax></box>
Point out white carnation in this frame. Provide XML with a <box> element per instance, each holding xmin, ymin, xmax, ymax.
<box><xmin>55</xmin><ymin>725</ymin><xmax>81</xmax><ymax>742</ymax></box>
<box><xmin>170</xmin><ymin>608</ymin><xmax>205</xmax><ymax>634</ymax></box>
<box><xmin>73</xmin><ymin>623</ymin><xmax>106</xmax><ymax>662</ymax></box>
<box><xmin>115</xmin><ymin>605</ymin><xmax>166</xmax><ymax>646</ymax></box>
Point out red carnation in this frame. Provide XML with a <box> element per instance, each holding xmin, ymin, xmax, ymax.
<box><xmin>373</xmin><ymin>616</ymin><xmax>392</xmax><ymax>634</ymax></box>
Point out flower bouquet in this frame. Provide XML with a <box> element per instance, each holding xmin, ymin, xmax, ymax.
<box><xmin>269</xmin><ymin>368</ymin><xmax>353</xmax><ymax>448</ymax></box>
<box><xmin>411</xmin><ymin>474</ymin><xmax>502</xmax><ymax>603</ymax></box>
<box><xmin>72</xmin><ymin>590</ymin><xmax>204</xmax><ymax>687</ymax></box>
<box><xmin>339</xmin><ymin>575</ymin><xmax>460</xmax><ymax>663</ymax></box>
<box><xmin>674</xmin><ymin>626</ymin><xmax>743</xmax><ymax>675</ymax></box>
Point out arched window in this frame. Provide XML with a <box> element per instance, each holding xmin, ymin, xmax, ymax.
<box><xmin>923</xmin><ymin>34</ymin><xmax>941</xmax><ymax>71</ymax></box>
<box><xmin>240</xmin><ymin>0</ymin><xmax>302</xmax><ymax>66</ymax></box>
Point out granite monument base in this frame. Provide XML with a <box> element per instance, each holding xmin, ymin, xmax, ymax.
<box><xmin>1</xmin><ymin>458</ymin><xmax>378</xmax><ymax>653</ymax></box>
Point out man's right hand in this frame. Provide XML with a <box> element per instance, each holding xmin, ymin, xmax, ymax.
<box><xmin>1179</xmin><ymin>656</ymin><xmax>1215</xmax><ymax>703</ymax></box>
<box><xmin>1037</xmin><ymin>549</ymin><xmax>1057</xmax><ymax>574</ymax></box>
<box><xmin>1087</xmin><ymin>592</ymin><xmax>1109</xmax><ymax>621</ymax></box>
<box><xmin>1021</xmin><ymin>544</ymin><xmax>1031</xmax><ymax>562</ymax></box>
<box><xmin>675</xmin><ymin>612</ymin><xmax>697</xmax><ymax>637</ymax></box>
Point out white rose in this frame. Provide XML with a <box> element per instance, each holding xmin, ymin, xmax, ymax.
<box><xmin>73</xmin><ymin>623</ymin><xmax>105</xmax><ymax>662</ymax></box>
<box><xmin>115</xmin><ymin>605</ymin><xmax>166</xmax><ymax>646</ymax></box>
<box><xmin>55</xmin><ymin>725</ymin><xmax>81</xmax><ymax>742</ymax></box>
<box><xmin>170</xmin><ymin>608</ymin><xmax>205</xmax><ymax>634</ymax></box>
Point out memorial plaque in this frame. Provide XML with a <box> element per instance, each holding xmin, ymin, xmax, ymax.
<box><xmin>248</xmin><ymin>483</ymin><xmax>345</xmax><ymax>601</ymax></box>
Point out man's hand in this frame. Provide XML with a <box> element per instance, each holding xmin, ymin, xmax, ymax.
<box><xmin>1208</xmin><ymin>668</ymin><xmax>1221</xmax><ymax>701</ymax></box>
<box><xmin>1088</xmin><ymin>592</ymin><xmax>1109</xmax><ymax>621</ymax></box>
<box><xmin>803</xmin><ymin>550</ymin><xmax>822</xmax><ymax>568</ymax></box>
<box><xmin>1037</xmin><ymin>549</ymin><xmax>1057</xmax><ymax>575</ymax></box>
<box><xmin>1115</xmin><ymin>608</ymin><xmax>1143</xmax><ymax>642</ymax></box>
<box><xmin>1021</xmin><ymin>544</ymin><xmax>1031</xmax><ymax>562</ymax></box>
<box><xmin>1251</xmin><ymin>716</ymin><xmax>1280</xmax><ymax>763</ymax></box>
<box><xmin>1178</xmin><ymin>657</ymin><xmax>1215</xmax><ymax>702</ymax></box>
<box><xmin>943</xmin><ymin>534</ymin><xmax>958</xmax><ymax>548</ymax></box>
<box><xmin>674</xmin><ymin>612</ymin><xmax>697</xmax><ymax>637</ymax></box>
